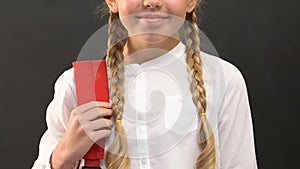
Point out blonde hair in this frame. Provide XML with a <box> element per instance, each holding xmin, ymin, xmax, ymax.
<box><xmin>102</xmin><ymin>2</ymin><xmax>216</xmax><ymax>169</ymax></box>
<box><xmin>105</xmin><ymin>11</ymin><xmax>130</xmax><ymax>168</ymax></box>
<box><xmin>185</xmin><ymin>8</ymin><xmax>216</xmax><ymax>169</ymax></box>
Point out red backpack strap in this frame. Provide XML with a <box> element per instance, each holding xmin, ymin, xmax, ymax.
<box><xmin>72</xmin><ymin>60</ymin><xmax>109</xmax><ymax>168</ymax></box>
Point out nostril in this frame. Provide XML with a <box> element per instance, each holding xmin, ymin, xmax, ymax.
<box><xmin>143</xmin><ymin>0</ymin><xmax>162</xmax><ymax>9</ymax></box>
<box><xmin>147</xmin><ymin>5</ymin><xmax>159</xmax><ymax>8</ymax></box>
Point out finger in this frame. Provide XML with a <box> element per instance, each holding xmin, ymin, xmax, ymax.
<box><xmin>75</xmin><ymin>101</ymin><xmax>112</xmax><ymax>114</ymax></box>
<box><xmin>90</xmin><ymin>107</ymin><xmax>113</xmax><ymax>118</ymax></box>
<box><xmin>89</xmin><ymin>129</ymin><xmax>112</xmax><ymax>142</ymax></box>
<box><xmin>78</xmin><ymin>107</ymin><xmax>112</xmax><ymax>122</ymax></box>
<box><xmin>82</xmin><ymin>119</ymin><xmax>113</xmax><ymax>131</ymax></box>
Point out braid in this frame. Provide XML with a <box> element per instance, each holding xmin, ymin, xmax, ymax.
<box><xmin>185</xmin><ymin>10</ymin><xmax>216</xmax><ymax>169</ymax></box>
<box><xmin>105</xmin><ymin>11</ymin><xmax>130</xmax><ymax>169</ymax></box>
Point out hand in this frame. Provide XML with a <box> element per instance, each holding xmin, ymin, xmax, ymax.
<box><xmin>50</xmin><ymin>101</ymin><xmax>113</xmax><ymax>169</ymax></box>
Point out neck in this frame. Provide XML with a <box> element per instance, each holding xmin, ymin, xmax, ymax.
<box><xmin>123</xmin><ymin>35</ymin><xmax>180</xmax><ymax>65</ymax></box>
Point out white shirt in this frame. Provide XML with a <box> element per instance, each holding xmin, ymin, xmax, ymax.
<box><xmin>32</xmin><ymin>42</ymin><xmax>258</xmax><ymax>169</ymax></box>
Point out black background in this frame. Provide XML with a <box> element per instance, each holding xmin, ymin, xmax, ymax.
<box><xmin>0</xmin><ymin>0</ymin><xmax>299</xmax><ymax>168</ymax></box>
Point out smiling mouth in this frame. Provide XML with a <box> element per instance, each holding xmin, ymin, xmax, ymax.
<box><xmin>136</xmin><ymin>13</ymin><xmax>170</xmax><ymax>24</ymax></box>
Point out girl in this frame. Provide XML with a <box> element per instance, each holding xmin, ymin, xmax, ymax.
<box><xmin>32</xmin><ymin>0</ymin><xmax>258</xmax><ymax>168</ymax></box>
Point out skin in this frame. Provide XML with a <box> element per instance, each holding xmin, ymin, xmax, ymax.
<box><xmin>50</xmin><ymin>102</ymin><xmax>113</xmax><ymax>169</ymax></box>
<box><xmin>106</xmin><ymin>0</ymin><xmax>197</xmax><ymax>64</ymax></box>
<box><xmin>50</xmin><ymin>0</ymin><xmax>197</xmax><ymax>168</ymax></box>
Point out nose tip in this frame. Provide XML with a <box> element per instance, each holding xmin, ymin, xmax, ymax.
<box><xmin>143</xmin><ymin>0</ymin><xmax>162</xmax><ymax>9</ymax></box>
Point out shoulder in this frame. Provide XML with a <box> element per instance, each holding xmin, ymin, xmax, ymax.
<box><xmin>219</xmin><ymin>58</ymin><xmax>247</xmax><ymax>92</ymax></box>
<box><xmin>56</xmin><ymin>67</ymin><xmax>74</xmax><ymax>85</ymax></box>
<box><xmin>57</xmin><ymin>67</ymin><xmax>74</xmax><ymax>82</ymax></box>
<box><xmin>200</xmin><ymin>51</ymin><xmax>247</xmax><ymax>91</ymax></box>
<box><xmin>45</xmin><ymin>67</ymin><xmax>76</xmax><ymax>128</ymax></box>
<box><xmin>53</xmin><ymin>67</ymin><xmax>75</xmax><ymax>97</ymax></box>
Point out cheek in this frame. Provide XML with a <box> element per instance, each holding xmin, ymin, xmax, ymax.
<box><xmin>118</xmin><ymin>1</ymin><xmax>141</xmax><ymax>33</ymax></box>
<box><xmin>118</xmin><ymin>0</ymin><xmax>140</xmax><ymax>18</ymax></box>
<box><xmin>167</xmin><ymin>1</ymin><xmax>188</xmax><ymax>18</ymax></box>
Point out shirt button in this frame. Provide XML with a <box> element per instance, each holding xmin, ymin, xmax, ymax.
<box><xmin>137</xmin><ymin>113</ymin><xmax>144</xmax><ymax>121</ymax></box>
<box><xmin>141</xmin><ymin>158</ymin><xmax>146</xmax><ymax>165</ymax></box>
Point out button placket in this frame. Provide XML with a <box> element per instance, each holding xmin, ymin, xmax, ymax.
<box><xmin>134</xmin><ymin>70</ymin><xmax>150</xmax><ymax>169</ymax></box>
<box><xmin>140</xmin><ymin>157</ymin><xmax>150</xmax><ymax>169</ymax></box>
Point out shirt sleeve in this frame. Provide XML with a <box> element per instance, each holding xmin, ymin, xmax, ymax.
<box><xmin>218</xmin><ymin>60</ymin><xmax>258</xmax><ymax>169</ymax></box>
<box><xmin>32</xmin><ymin>68</ymin><xmax>76</xmax><ymax>169</ymax></box>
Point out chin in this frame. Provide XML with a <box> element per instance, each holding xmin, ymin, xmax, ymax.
<box><xmin>140</xmin><ymin>33</ymin><xmax>175</xmax><ymax>46</ymax></box>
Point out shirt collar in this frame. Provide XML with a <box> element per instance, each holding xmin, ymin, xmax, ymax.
<box><xmin>124</xmin><ymin>42</ymin><xmax>186</xmax><ymax>76</ymax></box>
